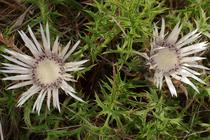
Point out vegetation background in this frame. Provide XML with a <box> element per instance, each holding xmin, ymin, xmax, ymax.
<box><xmin>0</xmin><ymin>0</ymin><xmax>210</xmax><ymax>139</ymax></box>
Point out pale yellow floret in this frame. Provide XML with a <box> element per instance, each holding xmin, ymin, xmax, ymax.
<box><xmin>153</xmin><ymin>48</ymin><xmax>179</xmax><ymax>72</ymax></box>
<box><xmin>36</xmin><ymin>59</ymin><xmax>61</xmax><ymax>84</ymax></box>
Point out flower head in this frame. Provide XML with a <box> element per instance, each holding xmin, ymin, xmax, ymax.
<box><xmin>1</xmin><ymin>23</ymin><xmax>87</xmax><ymax>114</ymax></box>
<box><xmin>142</xmin><ymin>19</ymin><xmax>208</xmax><ymax>96</ymax></box>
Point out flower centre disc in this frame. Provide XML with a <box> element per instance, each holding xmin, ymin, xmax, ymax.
<box><xmin>152</xmin><ymin>48</ymin><xmax>179</xmax><ymax>72</ymax></box>
<box><xmin>35</xmin><ymin>59</ymin><xmax>61</xmax><ymax>85</ymax></box>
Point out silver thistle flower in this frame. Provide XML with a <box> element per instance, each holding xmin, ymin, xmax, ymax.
<box><xmin>137</xmin><ymin>19</ymin><xmax>208</xmax><ymax>96</ymax></box>
<box><xmin>1</xmin><ymin>23</ymin><xmax>87</xmax><ymax>114</ymax></box>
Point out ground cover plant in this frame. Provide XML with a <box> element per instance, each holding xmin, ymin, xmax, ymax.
<box><xmin>0</xmin><ymin>0</ymin><xmax>210</xmax><ymax>139</ymax></box>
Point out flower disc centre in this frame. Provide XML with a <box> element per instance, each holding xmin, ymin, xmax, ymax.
<box><xmin>152</xmin><ymin>48</ymin><xmax>179</xmax><ymax>72</ymax></box>
<box><xmin>36</xmin><ymin>59</ymin><xmax>61</xmax><ymax>85</ymax></box>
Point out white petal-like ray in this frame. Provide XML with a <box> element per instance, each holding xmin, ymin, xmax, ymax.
<box><xmin>133</xmin><ymin>51</ymin><xmax>150</xmax><ymax>60</ymax></box>
<box><xmin>3</xmin><ymin>74</ymin><xmax>31</xmax><ymax>81</ymax></box>
<box><xmin>1</xmin><ymin>63</ymin><xmax>29</xmax><ymax>70</ymax></box>
<box><xmin>65</xmin><ymin>67</ymin><xmax>84</xmax><ymax>72</ymax></box>
<box><xmin>37</xmin><ymin>91</ymin><xmax>47</xmax><ymax>114</ymax></box>
<box><xmin>179</xmin><ymin>69</ymin><xmax>205</xmax><ymax>84</ymax></box>
<box><xmin>61</xmin><ymin>81</ymin><xmax>84</xmax><ymax>102</ymax></box>
<box><xmin>154</xmin><ymin>70</ymin><xmax>163</xmax><ymax>89</ymax></box>
<box><xmin>181</xmin><ymin>57</ymin><xmax>205</xmax><ymax>63</ymax></box>
<box><xmin>63</xmin><ymin>73</ymin><xmax>77</xmax><ymax>82</ymax></box>
<box><xmin>7</xmin><ymin>81</ymin><xmax>33</xmax><ymax>90</ymax></box>
<box><xmin>165</xmin><ymin>76</ymin><xmax>177</xmax><ymax>97</ymax></box>
<box><xmin>152</xmin><ymin>46</ymin><xmax>166</xmax><ymax>52</ymax></box>
<box><xmin>180</xmin><ymin>42</ymin><xmax>207</xmax><ymax>57</ymax></box>
<box><xmin>63</xmin><ymin>40</ymin><xmax>80</xmax><ymax>61</ymax></box>
<box><xmin>5</xmin><ymin>49</ymin><xmax>34</xmax><ymax>65</ymax></box>
<box><xmin>181</xmin><ymin>47</ymin><xmax>207</xmax><ymax>57</ymax></box>
<box><xmin>64</xmin><ymin>77</ymin><xmax>77</xmax><ymax>82</ymax></box>
<box><xmin>177</xmin><ymin>33</ymin><xmax>201</xmax><ymax>48</ymax></box>
<box><xmin>52</xmin><ymin>36</ymin><xmax>59</xmax><ymax>54</ymax></box>
<box><xmin>52</xmin><ymin>88</ymin><xmax>60</xmax><ymax>112</ymax></box>
<box><xmin>32</xmin><ymin>90</ymin><xmax>46</xmax><ymax>114</ymax></box>
<box><xmin>167</xmin><ymin>21</ymin><xmax>182</xmax><ymax>44</ymax></box>
<box><xmin>17</xmin><ymin>85</ymin><xmax>40</xmax><ymax>107</ymax></box>
<box><xmin>61</xmin><ymin>81</ymin><xmax>75</xmax><ymax>93</ymax></box>
<box><xmin>18</xmin><ymin>31</ymin><xmax>40</xmax><ymax>57</ymax></box>
<box><xmin>183</xmin><ymin>63</ymin><xmax>209</xmax><ymax>70</ymax></box>
<box><xmin>176</xmin><ymin>29</ymin><xmax>198</xmax><ymax>45</ymax></box>
<box><xmin>46</xmin><ymin>22</ymin><xmax>51</xmax><ymax>51</ymax></box>
<box><xmin>0</xmin><ymin>69</ymin><xmax>30</xmax><ymax>74</ymax></box>
<box><xmin>188</xmin><ymin>74</ymin><xmax>206</xmax><ymax>84</ymax></box>
<box><xmin>64</xmin><ymin>60</ymin><xmax>88</xmax><ymax>69</ymax></box>
<box><xmin>2</xmin><ymin>55</ymin><xmax>30</xmax><ymax>68</ymax></box>
<box><xmin>153</xmin><ymin>23</ymin><xmax>158</xmax><ymax>37</ymax></box>
<box><xmin>180</xmin><ymin>42</ymin><xmax>207</xmax><ymax>53</ymax></box>
<box><xmin>60</xmin><ymin>40</ymin><xmax>71</xmax><ymax>58</ymax></box>
<box><xmin>171</xmin><ymin>73</ymin><xmax>199</xmax><ymax>93</ymax></box>
<box><xmin>40</xmin><ymin>24</ymin><xmax>50</xmax><ymax>52</ymax></box>
<box><xmin>2</xmin><ymin>64</ymin><xmax>31</xmax><ymax>71</ymax></box>
<box><xmin>28</xmin><ymin>26</ymin><xmax>43</xmax><ymax>53</ymax></box>
<box><xmin>32</xmin><ymin>90</ymin><xmax>43</xmax><ymax>111</ymax></box>
<box><xmin>47</xmin><ymin>89</ymin><xmax>51</xmax><ymax>110</ymax></box>
<box><xmin>182</xmin><ymin>66</ymin><xmax>201</xmax><ymax>75</ymax></box>
<box><xmin>160</xmin><ymin>18</ymin><xmax>165</xmax><ymax>39</ymax></box>
<box><xmin>63</xmin><ymin>73</ymin><xmax>74</xmax><ymax>78</ymax></box>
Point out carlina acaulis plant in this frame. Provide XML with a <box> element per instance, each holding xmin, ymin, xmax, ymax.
<box><xmin>1</xmin><ymin>23</ymin><xmax>88</xmax><ymax>114</ymax></box>
<box><xmin>136</xmin><ymin>18</ymin><xmax>209</xmax><ymax>96</ymax></box>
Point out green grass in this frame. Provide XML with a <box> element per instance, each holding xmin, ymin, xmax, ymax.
<box><xmin>0</xmin><ymin>0</ymin><xmax>210</xmax><ymax>139</ymax></box>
